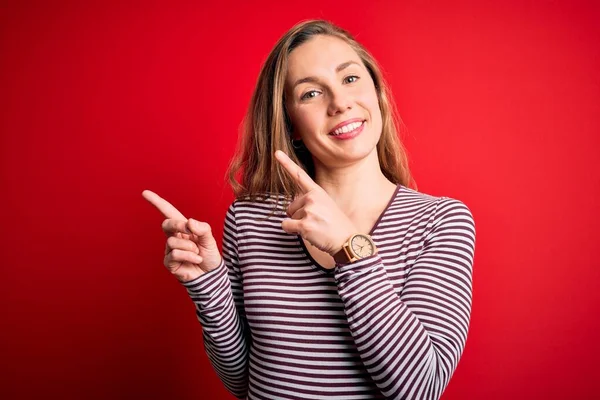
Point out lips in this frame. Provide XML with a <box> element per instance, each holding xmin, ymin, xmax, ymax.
<box><xmin>328</xmin><ymin>118</ymin><xmax>366</xmax><ymax>136</ymax></box>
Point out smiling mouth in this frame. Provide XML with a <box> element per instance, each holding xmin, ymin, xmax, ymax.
<box><xmin>329</xmin><ymin>120</ymin><xmax>366</xmax><ymax>136</ymax></box>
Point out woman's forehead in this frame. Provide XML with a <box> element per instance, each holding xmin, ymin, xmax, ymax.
<box><xmin>286</xmin><ymin>36</ymin><xmax>362</xmax><ymax>80</ymax></box>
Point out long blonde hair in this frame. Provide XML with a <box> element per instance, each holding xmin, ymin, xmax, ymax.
<box><xmin>227</xmin><ymin>19</ymin><xmax>416</xmax><ymax>202</ymax></box>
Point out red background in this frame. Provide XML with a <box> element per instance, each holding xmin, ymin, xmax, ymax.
<box><xmin>2</xmin><ymin>1</ymin><xmax>599</xmax><ymax>399</ymax></box>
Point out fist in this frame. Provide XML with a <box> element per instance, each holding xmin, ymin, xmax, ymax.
<box><xmin>275</xmin><ymin>150</ymin><xmax>357</xmax><ymax>257</ymax></box>
<box><xmin>143</xmin><ymin>190</ymin><xmax>222</xmax><ymax>282</ymax></box>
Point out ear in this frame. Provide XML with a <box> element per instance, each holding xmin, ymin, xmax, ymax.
<box><xmin>287</xmin><ymin>119</ymin><xmax>300</xmax><ymax>140</ymax></box>
<box><xmin>283</xmin><ymin>102</ymin><xmax>299</xmax><ymax>139</ymax></box>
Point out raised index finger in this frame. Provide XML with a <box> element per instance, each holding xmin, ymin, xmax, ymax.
<box><xmin>274</xmin><ymin>150</ymin><xmax>317</xmax><ymax>193</ymax></box>
<box><xmin>142</xmin><ymin>190</ymin><xmax>186</xmax><ymax>220</ymax></box>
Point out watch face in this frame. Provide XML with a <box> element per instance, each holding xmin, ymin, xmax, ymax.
<box><xmin>350</xmin><ymin>235</ymin><xmax>374</xmax><ymax>258</ymax></box>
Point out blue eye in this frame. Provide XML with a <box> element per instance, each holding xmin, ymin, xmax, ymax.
<box><xmin>345</xmin><ymin>75</ymin><xmax>359</xmax><ymax>84</ymax></box>
<box><xmin>301</xmin><ymin>90</ymin><xmax>319</xmax><ymax>100</ymax></box>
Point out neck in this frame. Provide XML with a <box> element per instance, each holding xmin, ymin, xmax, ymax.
<box><xmin>312</xmin><ymin>149</ymin><xmax>396</xmax><ymax>216</ymax></box>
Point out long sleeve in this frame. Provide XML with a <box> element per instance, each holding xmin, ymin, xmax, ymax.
<box><xmin>334</xmin><ymin>198</ymin><xmax>476</xmax><ymax>400</ymax></box>
<box><xmin>181</xmin><ymin>202</ymin><xmax>250</xmax><ymax>399</ymax></box>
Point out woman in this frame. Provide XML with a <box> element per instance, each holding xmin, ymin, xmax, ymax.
<box><xmin>143</xmin><ymin>20</ymin><xmax>475</xmax><ymax>400</ymax></box>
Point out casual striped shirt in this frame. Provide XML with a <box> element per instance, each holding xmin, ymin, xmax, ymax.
<box><xmin>182</xmin><ymin>184</ymin><xmax>476</xmax><ymax>400</ymax></box>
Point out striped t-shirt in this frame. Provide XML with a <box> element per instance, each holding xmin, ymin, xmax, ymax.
<box><xmin>182</xmin><ymin>184</ymin><xmax>476</xmax><ymax>400</ymax></box>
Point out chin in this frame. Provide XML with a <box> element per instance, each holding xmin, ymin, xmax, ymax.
<box><xmin>336</xmin><ymin>144</ymin><xmax>378</xmax><ymax>165</ymax></box>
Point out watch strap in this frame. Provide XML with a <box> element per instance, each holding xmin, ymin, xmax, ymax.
<box><xmin>333</xmin><ymin>244</ymin><xmax>354</xmax><ymax>264</ymax></box>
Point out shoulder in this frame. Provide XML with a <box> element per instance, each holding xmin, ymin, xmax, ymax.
<box><xmin>414</xmin><ymin>192</ymin><xmax>476</xmax><ymax>251</ymax></box>
<box><xmin>399</xmin><ymin>185</ymin><xmax>474</xmax><ymax>222</ymax></box>
<box><xmin>397</xmin><ymin>188</ymin><xmax>477</xmax><ymax>271</ymax></box>
<box><xmin>391</xmin><ymin>186</ymin><xmax>475</xmax><ymax>242</ymax></box>
<box><xmin>433</xmin><ymin>196</ymin><xmax>475</xmax><ymax>230</ymax></box>
<box><xmin>391</xmin><ymin>185</ymin><xmax>445</xmax><ymax>215</ymax></box>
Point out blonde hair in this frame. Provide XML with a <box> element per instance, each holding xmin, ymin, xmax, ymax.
<box><xmin>227</xmin><ymin>19</ymin><xmax>416</xmax><ymax>202</ymax></box>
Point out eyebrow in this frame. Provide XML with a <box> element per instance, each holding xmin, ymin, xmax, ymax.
<box><xmin>292</xmin><ymin>60</ymin><xmax>362</xmax><ymax>89</ymax></box>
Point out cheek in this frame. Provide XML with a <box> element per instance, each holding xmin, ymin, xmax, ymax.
<box><xmin>356</xmin><ymin>84</ymin><xmax>381</xmax><ymax>114</ymax></box>
<box><xmin>363</xmin><ymin>92</ymin><xmax>382</xmax><ymax>124</ymax></box>
<box><xmin>363</xmin><ymin>90</ymin><xmax>383</xmax><ymax>138</ymax></box>
<box><xmin>368</xmin><ymin>88</ymin><xmax>381</xmax><ymax>113</ymax></box>
<box><xmin>295</xmin><ymin>108</ymin><xmax>323</xmax><ymax>135</ymax></box>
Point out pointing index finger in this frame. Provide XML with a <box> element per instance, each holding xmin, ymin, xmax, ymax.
<box><xmin>275</xmin><ymin>150</ymin><xmax>317</xmax><ymax>193</ymax></box>
<box><xmin>142</xmin><ymin>190</ymin><xmax>187</xmax><ymax>220</ymax></box>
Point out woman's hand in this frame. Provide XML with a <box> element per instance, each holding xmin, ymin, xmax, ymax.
<box><xmin>275</xmin><ymin>150</ymin><xmax>358</xmax><ymax>257</ymax></box>
<box><xmin>142</xmin><ymin>190</ymin><xmax>222</xmax><ymax>283</ymax></box>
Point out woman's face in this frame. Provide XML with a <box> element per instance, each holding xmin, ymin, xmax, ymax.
<box><xmin>285</xmin><ymin>35</ymin><xmax>382</xmax><ymax>170</ymax></box>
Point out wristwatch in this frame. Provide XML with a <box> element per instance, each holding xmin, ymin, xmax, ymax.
<box><xmin>333</xmin><ymin>233</ymin><xmax>378</xmax><ymax>264</ymax></box>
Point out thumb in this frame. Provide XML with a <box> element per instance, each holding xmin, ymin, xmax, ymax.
<box><xmin>186</xmin><ymin>219</ymin><xmax>215</xmax><ymax>246</ymax></box>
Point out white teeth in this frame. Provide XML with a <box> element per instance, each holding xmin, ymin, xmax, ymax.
<box><xmin>332</xmin><ymin>121</ymin><xmax>363</xmax><ymax>135</ymax></box>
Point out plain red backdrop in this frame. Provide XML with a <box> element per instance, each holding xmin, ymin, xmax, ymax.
<box><xmin>1</xmin><ymin>1</ymin><xmax>599</xmax><ymax>399</ymax></box>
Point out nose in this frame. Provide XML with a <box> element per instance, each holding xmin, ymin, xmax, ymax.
<box><xmin>327</xmin><ymin>87</ymin><xmax>352</xmax><ymax>116</ymax></box>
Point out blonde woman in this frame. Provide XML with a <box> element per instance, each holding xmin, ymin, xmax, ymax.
<box><xmin>143</xmin><ymin>20</ymin><xmax>476</xmax><ymax>400</ymax></box>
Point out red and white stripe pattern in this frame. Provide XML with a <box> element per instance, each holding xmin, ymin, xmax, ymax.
<box><xmin>183</xmin><ymin>185</ymin><xmax>476</xmax><ymax>399</ymax></box>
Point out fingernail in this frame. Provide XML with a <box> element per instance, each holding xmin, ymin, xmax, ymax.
<box><xmin>186</xmin><ymin>219</ymin><xmax>195</xmax><ymax>232</ymax></box>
